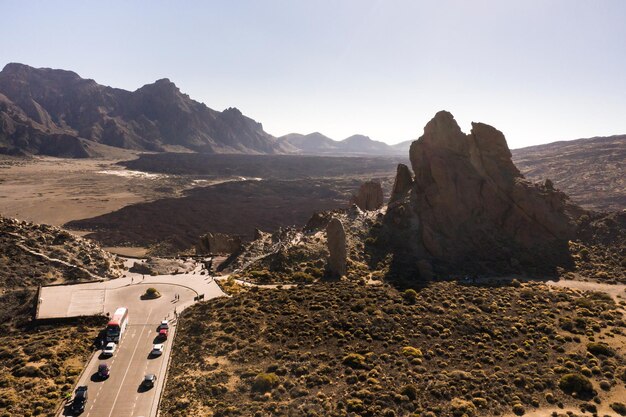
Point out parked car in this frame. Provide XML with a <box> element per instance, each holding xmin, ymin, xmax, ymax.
<box><xmin>158</xmin><ymin>320</ymin><xmax>169</xmax><ymax>330</ymax></box>
<box><xmin>150</xmin><ymin>344</ymin><xmax>164</xmax><ymax>357</ymax></box>
<box><xmin>97</xmin><ymin>363</ymin><xmax>110</xmax><ymax>379</ymax></box>
<box><xmin>142</xmin><ymin>373</ymin><xmax>157</xmax><ymax>388</ymax></box>
<box><xmin>71</xmin><ymin>386</ymin><xmax>88</xmax><ymax>413</ymax></box>
<box><xmin>157</xmin><ymin>328</ymin><xmax>168</xmax><ymax>340</ymax></box>
<box><xmin>102</xmin><ymin>342</ymin><xmax>116</xmax><ymax>357</ymax></box>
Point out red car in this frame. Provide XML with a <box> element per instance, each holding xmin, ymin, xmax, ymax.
<box><xmin>158</xmin><ymin>328</ymin><xmax>168</xmax><ymax>340</ymax></box>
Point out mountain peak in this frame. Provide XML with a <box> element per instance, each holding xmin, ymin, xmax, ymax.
<box><xmin>0</xmin><ymin>62</ymin><xmax>82</xmax><ymax>81</ymax></box>
<box><xmin>138</xmin><ymin>78</ymin><xmax>181</xmax><ymax>94</ymax></box>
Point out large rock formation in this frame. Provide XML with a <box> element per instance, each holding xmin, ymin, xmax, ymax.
<box><xmin>351</xmin><ymin>180</ymin><xmax>384</xmax><ymax>211</ymax></box>
<box><xmin>388</xmin><ymin>111</ymin><xmax>579</xmax><ymax>274</ymax></box>
<box><xmin>197</xmin><ymin>232</ymin><xmax>242</xmax><ymax>255</ymax></box>
<box><xmin>389</xmin><ymin>164</ymin><xmax>413</xmax><ymax>204</ymax></box>
<box><xmin>326</xmin><ymin>217</ymin><xmax>347</xmax><ymax>277</ymax></box>
<box><xmin>0</xmin><ymin>63</ymin><xmax>292</xmax><ymax>157</ymax></box>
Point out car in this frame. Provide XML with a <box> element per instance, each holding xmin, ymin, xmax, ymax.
<box><xmin>157</xmin><ymin>328</ymin><xmax>168</xmax><ymax>340</ymax></box>
<box><xmin>97</xmin><ymin>363</ymin><xmax>110</xmax><ymax>379</ymax></box>
<box><xmin>150</xmin><ymin>344</ymin><xmax>164</xmax><ymax>356</ymax></box>
<box><xmin>142</xmin><ymin>373</ymin><xmax>157</xmax><ymax>388</ymax></box>
<box><xmin>71</xmin><ymin>386</ymin><xmax>88</xmax><ymax>413</ymax></box>
<box><xmin>102</xmin><ymin>342</ymin><xmax>116</xmax><ymax>356</ymax></box>
<box><xmin>158</xmin><ymin>320</ymin><xmax>169</xmax><ymax>330</ymax></box>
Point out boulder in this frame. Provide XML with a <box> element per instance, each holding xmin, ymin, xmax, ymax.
<box><xmin>326</xmin><ymin>217</ymin><xmax>347</xmax><ymax>277</ymax></box>
<box><xmin>351</xmin><ymin>180</ymin><xmax>384</xmax><ymax>211</ymax></box>
<box><xmin>197</xmin><ymin>232</ymin><xmax>242</xmax><ymax>255</ymax></box>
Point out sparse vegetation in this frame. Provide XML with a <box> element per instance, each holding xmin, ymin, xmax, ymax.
<box><xmin>0</xmin><ymin>216</ymin><xmax>119</xmax><ymax>416</ymax></box>
<box><xmin>161</xmin><ymin>280</ymin><xmax>625</xmax><ymax>416</ymax></box>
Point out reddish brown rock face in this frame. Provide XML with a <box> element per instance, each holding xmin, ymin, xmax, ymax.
<box><xmin>396</xmin><ymin>111</ymin><xmax>578</xmax><ymax>273</ymax></box>
<box><xmin>351</xmin><ymin>180</ymin><xmax>384</xmax><ymax>211</ymax></box>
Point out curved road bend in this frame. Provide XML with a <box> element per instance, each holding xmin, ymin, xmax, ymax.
<box><xmin>55</xmin><ymin>263</ymin><xmax>224</xmax><ymax>417</ymax></box>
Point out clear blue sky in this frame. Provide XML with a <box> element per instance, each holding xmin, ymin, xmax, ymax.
<box><xmin>2</xmin><ymin>1</ymin><xmax>625</xmax><ymax>148</ymax></box>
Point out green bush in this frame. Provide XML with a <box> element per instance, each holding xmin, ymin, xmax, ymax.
<box><xmin>146</xmin><ymin>287</ymin><xmax>158</xmax><ymax>295</ymax></box>
<box><xmin>610</xmin><ymin>402</ymin><xmax>626</xmax><ymax>416</ymax></box>
<box><xmin>346</xmin><ymin>398</ymin><xmax>364</xmax><ymax>412</ymax></box>
<box><xmin>251</xmin><ymin>372</ymin><xmax>279</xmax><ymax>392</ymax></box>
<box><xmin>400</xmin><ymin>346</ymin><xmax>423</xmax><ymax>358</ymax></box>
<box><xmin>450</xmin><ymin>398</ymin><xmax>477</xmax><ymax>417</ymax></box>
<box><xmin>400</xmin><ymin>384</ymin><xmax>418</xmax><ymax>400</ymax></box>
<box><xmin>342</xmin><ymin>353</ymin><xmax>367</xmax><ymax>369</ymax></box>
<box><xmin>512</xmin><ymin>403</ymin><xmax>525</xmax><ymax>415</ymax></box>
<box><xmin>558</xmin><ymin>373</ymin><xmax>593</xmax><ymax>396</ymax></box>
<box><xmin>586</xmin><ymin>342</ymin><xmax>615</xmax><ymax>357</ymax></box>
<box><xmin>292</xmin><ymin>271</ymin><xmax>315</xmax><ymax>283</ymax></box>
<box><xmin>403</xmin><ymin>289</ymin><xmax>417</xmax><ymax>304</ymax></box>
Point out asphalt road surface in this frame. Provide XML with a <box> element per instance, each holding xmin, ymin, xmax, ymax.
<box><xmin>55</xmin><ymin>260</ymin><xmax>224</xmax><ymax>417</ymax></box>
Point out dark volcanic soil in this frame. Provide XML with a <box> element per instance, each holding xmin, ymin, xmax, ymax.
<box><xmin>66</xmin><ymin>179</ymin><xmax>362</xmax><ymax>251</ymax></box>
<box><xmin>119</xmin><ymin>153</ymin><xmax>405</xmax><ymax>178</ymax></box>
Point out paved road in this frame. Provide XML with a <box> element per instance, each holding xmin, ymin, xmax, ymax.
<box><xmin>51</xmin><ymin>259</ymin><xmax>225</xmax><ymax>417</ymax></box>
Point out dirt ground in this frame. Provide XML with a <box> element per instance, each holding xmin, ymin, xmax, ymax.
<box><xmin>0</xmin><ymin>155</ymin><xmax>205</xmax><ymax>227</ymax></box>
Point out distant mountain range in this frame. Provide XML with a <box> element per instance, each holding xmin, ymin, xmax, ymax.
<box><xmin>0</xmin><ymin>63</ymin><xmax>292</xmax><ymax>157</ymax></box>
<box><xmin>279</xmin><ymin>132</ymin><xmax>411</xmax><ymax>156</ymax></box>
<box><xmin>0</xmin><ymin>63</ymin><xmax>624</xmax><ymax>173</ymax></box>
<box><xmin>0</xmin><ymin>63</ymin><xmax>413</xmax><ymax>158</ymax></box>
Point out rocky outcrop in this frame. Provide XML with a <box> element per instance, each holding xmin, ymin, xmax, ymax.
<box><xmin>389</xmin><ymin>164</ymin><xmax>413</xmax><ymax>204</ymax></box>
<box><xmin>351</xmin><ymin>181</ymin><xmax>384</xmax><ymax>211</ymax></box>
<box><xmin>0</xmin><ymin>63</ymin><xmax>291</xmax><ymax>157</ymax></box>
<box><xmin>326</xmin><ymin>217</ymin><xmax>347</xmax><ymax>277</ymax></box>
<box><xmin>197</xmin><ymin>232</ymin><xmax>242</xmax><ymax>255</ymax></box>
<box><xmin>389</xmin><ymin>111</ymin><xmax>579</xmax><ymax>274</ymax></box>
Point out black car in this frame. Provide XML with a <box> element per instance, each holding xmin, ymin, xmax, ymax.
<box><xmin>97</xmin><ymin>363</ymin><xmax>110</xmax><ymax>379</ymax></box>
<box><xmin>71</xmin><ymin>386</ymin><xmax>88</xmax><ymax>413</ymax></box>
<box><xmin>142</xmin><ymin>374</ymin><xmax>157</xmax><ymax>389</ymax></box>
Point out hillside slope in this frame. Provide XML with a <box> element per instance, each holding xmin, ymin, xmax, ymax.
<box><xmin>0</xmin><ymin>63</ymin><xmax>290</xmax><ymax>157</ymax></box>
<box><xmin>0</xmin><ymin>216</ymin><xmax>122</xmax><ymax>416</ymax></box>
<box><xmin>512</xmin><ymin>135</ymin><xmax>626</xmax><ymax>211</ymax></box>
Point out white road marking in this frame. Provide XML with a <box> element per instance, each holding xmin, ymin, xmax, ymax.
<box><xmin>106</xmin><ymin>307</ymin><xmax>153</xmax><ymax>417</ymax></box>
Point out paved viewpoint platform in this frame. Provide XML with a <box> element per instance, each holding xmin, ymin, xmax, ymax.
<box><xmin>38</xmin><ymin>259</ymin><xmax>223</xmax><ymax>320</ymax></box>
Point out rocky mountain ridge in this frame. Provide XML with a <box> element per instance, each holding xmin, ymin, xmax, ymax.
<box><xmin>0</xmin><ymin>63</ymin><xmax>291</xmax><ymax>157</ymax></box>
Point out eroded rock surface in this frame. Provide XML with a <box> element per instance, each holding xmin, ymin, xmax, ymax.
<box><xmin>350</xmin><ymin>180</ymin><xmax>384</xmax><ymax>211</ymax></box>
<box><xmin>389</xmin><ymin>163</ymin><xmax>413</xmax><ymax>204</ymax></box>
<box><xmin>394</xmin><ymin>110</ymin><xmax>580</xmax><ymax>273</ymax></box>
<box><xmin>326</xmin><ymin>217</ymin><xmax>347</xmax><ymax>277</ymax></box>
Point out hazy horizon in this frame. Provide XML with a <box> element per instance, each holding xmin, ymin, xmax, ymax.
<box><xmin>2</xmin><ymin>1</ymin><xmax>625</xmax><ymax>148</ymax></box>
